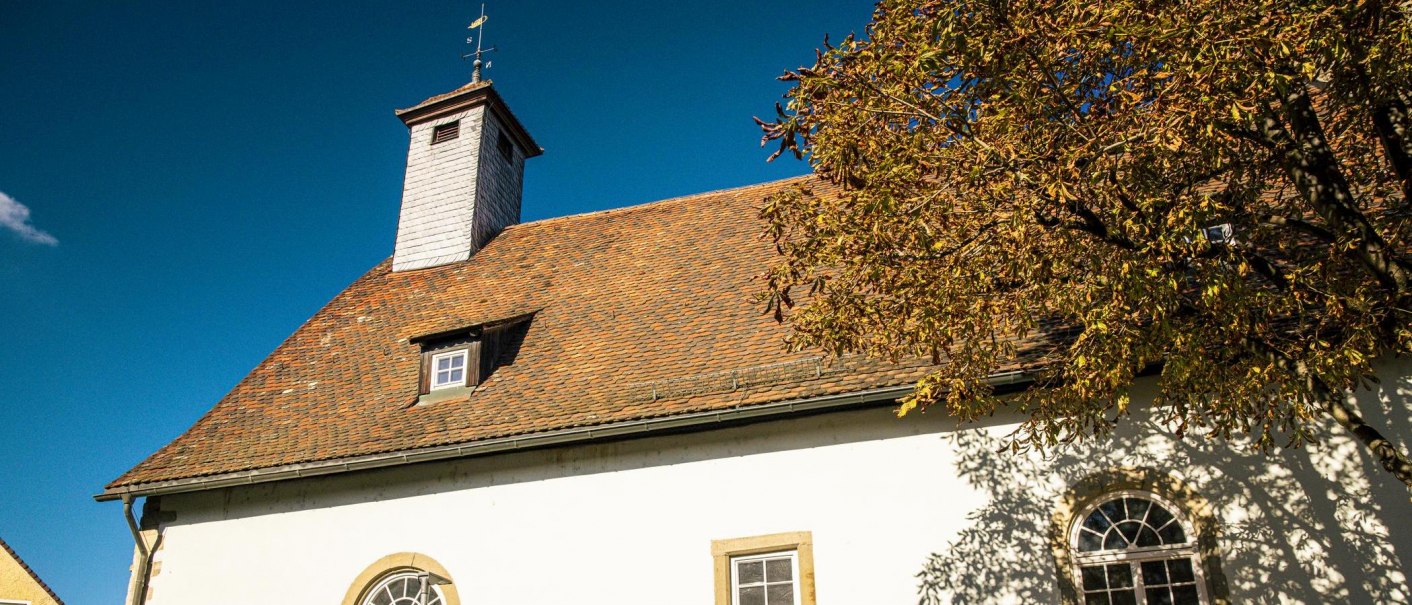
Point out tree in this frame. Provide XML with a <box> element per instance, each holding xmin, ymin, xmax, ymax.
<box><xmin>757</xmin><ymin>0</ymin><xmax>1412</xmax><ymax>490</ymax></box>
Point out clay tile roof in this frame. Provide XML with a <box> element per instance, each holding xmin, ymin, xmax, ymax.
<box><xmin>0</xmin><ymin>536</ymin><xmax>65</xmax><ymax>605</ymax></box>
<box><xmin>106</xmin><ymin>176</ymin><xmax>934</xmax><ymax>491</ymax></box>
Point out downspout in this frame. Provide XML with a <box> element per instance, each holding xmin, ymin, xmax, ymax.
<box><xmin>123</xmin><ymin>495</ymin><xmax>153</xmax><ymax>605</ymax></box>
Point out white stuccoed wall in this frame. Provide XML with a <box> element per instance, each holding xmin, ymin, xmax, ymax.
<box><xmin>392</xmin><ymin>106</ymin><xmax>526</xmax><ymax>272</ymax></box>
<box><xmin>139</xmin><ymin>360</ymin><xmax>1412</xmax><ymax>604</ymax></box>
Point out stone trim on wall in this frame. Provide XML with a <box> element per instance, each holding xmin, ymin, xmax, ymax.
<box><xmin>711</xmin><ymin>531</ymin><xmax>816</xmax><ymax>605</ymax></box>
<box><xmin>1049</xmin><ymin>467</ymin><xmax>1230</xmax><ymax>604</ymax></box>
<box><xmin>340</xmin><ymin>552</ymin><xmax>462</xmax><ymax>605</ymax></box>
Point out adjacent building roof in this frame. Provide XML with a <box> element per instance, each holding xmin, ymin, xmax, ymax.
<box><xmin>103</xmin><ymin>177</ymin><xmax>937</xmax><ymax>497</ymax></box>
<box><xmin>0</xmin><ymin>536</ymin><xmax>65</xmax><ymax>605</ymax></box>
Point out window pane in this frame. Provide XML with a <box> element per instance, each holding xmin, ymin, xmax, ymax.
<box><xmin>1125</xmin><ymin>498</ymin><xmax>1151</xmax><ymax>522</ymax></box>
<box><xmin>449</xmin><ymin>354</ymin><xmax>464</xmax><ymax>368</ymax></box>
<box><xmin>1110</xmin><ymin>590</ymin><xmax>1138</xmax><ymax>605</ymax></box>
<box><xmin>1117</xmin><ymin>521</ymin><xmax>1142</xmax><ymax>545</ymax></box>
<box><xmin>1142</xmin><ymin>560</ymin><xmax>1169</xmax><ymax>585</ymax></box>
<box><xmin>1081</xmin><ymin>565</ymin><xmax>1108</xmax><ymax>590</ymax></box>
<box><xmin>1146</xmin><ymin>587</ymin><xmax>1174</xmax><ymax>605</ymax></box>
<box><xmin>737</xmin><ymin>560</ymin><xmax>764</xmax><ymax>585</ymax></box>
<box><xmin>1169</xmin><ymin>558</ymin><xmax>1196</xmax><ymax>583</ymax></box>
<box><xmin>437</xmin><ymin>356</ymin><xmax>452</xmax><ymax>370</ymax></box>
<box><xmin>1103</xmin><ymin>530</ymin><xmax>1129</xmax><ymax>550</ymax></box>
<box><xmin>448</xmin><ymin>368</ymin><xmax>463</xmax><ymax>383</ymax></box>
<box><xmin>765</xmin><ymin>557</ymin><xmax>793</xmax><ymax>582</ymax></box>
<box><xmin>1106</xmin><ymin>564</ymin><xmax>1132</xmax><ymax>589</ymax></box>
<box><xmin>1158</xmin><ymin>521</ymin><xmax>1187</xmax><ymax>544</ymax></box>
<box><xmin>1136</xmin><ymin>527</ymin><xmax>1162</xmax><ymax>547</ymax></box>
<box><xmin>1084</xmin><ymin>593</ymin><xmax>1110</xmax><ymax>605</ymax></box>
<box><xmin>1099</xmin><ymin>499</ymin><xmax>1125</xmax><ymax>522</ymax></box>
<box><xmin>1084</xmin><ymin>511</ymin><xmax>1113</xmax><ymax>533</ymax></box>
<box><xmin>1147</xmin><ymin>505</ymin><xmax>1174</xmax><ymax>528</ymax></box>
<box><xmin>766</xmin><ymin>582</ymin><xmax>794</xmax><ymax>605</ymax></box>
<box><xmin>1172</xmin><ymin>585</ymin><xmax>1201</xmax><ymax>605</ymax></box>
<box><xmin>1078</xmin><ymin>529</ymin><xmax>1104</xmax><ymax>551</ymax></box>
<box><xmin>738</xmin><ymin>586</ymin><xmax>766</xmax><ymax>605</ymax></box>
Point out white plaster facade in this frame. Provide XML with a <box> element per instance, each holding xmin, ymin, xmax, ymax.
<box><xmin>134</xmin><ymin>360</ymin><xmax>1412</xmax><ymax>604</ymax></box>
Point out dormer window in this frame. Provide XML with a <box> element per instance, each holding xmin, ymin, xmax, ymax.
<box><xmin>411</xmin><ymin>314</ymin><xmax>532</xmax><ymax>403</ymax></box>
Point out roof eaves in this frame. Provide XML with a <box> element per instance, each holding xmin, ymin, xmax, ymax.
<box><xmin>95</xmin><ymin>383</ymin><xmax>920</xmax><ymax>502</ymax></box>
<box><xmin>96</xmin><ymin>368</ymin><xmax>1035</xmax><ymax>502</ymax></box>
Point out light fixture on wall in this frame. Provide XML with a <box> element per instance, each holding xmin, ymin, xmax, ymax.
<box><xmin>417</xmin><ymin>570</ymin><xmax>453</xmax><ymax>605</ymax></box>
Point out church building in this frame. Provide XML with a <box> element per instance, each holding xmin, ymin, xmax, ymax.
<box><xmin>98</xmin><ymin>71</ymin><xmax>1412</xmax><ymax>605</ymax></box>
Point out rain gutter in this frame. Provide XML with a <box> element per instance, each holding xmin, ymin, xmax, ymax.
<box><xmin>95</xmin><ymin>370</ymin><xmax>1032</xmax><ymax>502</ymax></box>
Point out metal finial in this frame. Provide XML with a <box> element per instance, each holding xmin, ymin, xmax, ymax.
<box><xmin>464</xmin><ymin>4</ymin><xmax>495</xmax><ymax>83</ymax></box>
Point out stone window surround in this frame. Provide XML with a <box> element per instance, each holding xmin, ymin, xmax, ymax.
<box><xmin>1049</xmin><ymin>468</ymin><xmax>1231</xmax><ymax>605</ymax></box>
<box><xmin>341</xmin><ymin>552</ymin><xmax>461</xmax><ymax>605</ymax></box>
<box><xmin>712</xmin><ymin>531</ymin><xmax>816</xmax><ymax>605</ymax></box>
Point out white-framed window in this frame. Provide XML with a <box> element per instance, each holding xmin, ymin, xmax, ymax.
<box><xmin>731</xmin><ymin>550</ymin><xmax>799</xmax><ymax>605</ymax></box>
<box><xmin>360</xmin><ymin>571</ymin><xmax>445</xmax><ymax>605</ymax></box>
<box><xmin>429</xmin><ymin>350</ymin><xmax>468</xmax><ymax>390</ymax></box>
<box><xmin>1071</xmin><ymin>491</ymin><xmax>1208</xmax><ymax>605</ymax></box>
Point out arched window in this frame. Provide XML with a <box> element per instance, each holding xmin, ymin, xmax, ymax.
<box><xmin>1070</xmin><ymin>491</ymin><xmax>1208</xmax><ymax>605</ymax></box>
<box><xmin>341</xmin><ymin>553</ymin><xmax>460</xmax><ymax>605</ymax></box>
<box><xmin>360</xmin><ymin>571</ymin><xmax>446</xmax><ymax>605</ymax></box>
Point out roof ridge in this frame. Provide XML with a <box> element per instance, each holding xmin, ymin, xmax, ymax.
<box><xmin>508</xmin><ymin>174</ymin><xmax>815</xmax><ymax>231</ymax></box>
<box><xmin>0</xmin><ymin>535</ymin><xmax>65</xmax><ymax>605</ymax></box>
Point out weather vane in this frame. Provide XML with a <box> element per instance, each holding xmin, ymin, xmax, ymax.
<box><xmin>464</xmin><ymin>4</ymin><xmax>495</xmax><ymax>83</ymax></box>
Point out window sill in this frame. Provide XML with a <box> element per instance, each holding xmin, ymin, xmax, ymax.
<box><xmin>417</xmin><ymin>386</ymin><xmax>476</xmax><ymax>406</ymax></box>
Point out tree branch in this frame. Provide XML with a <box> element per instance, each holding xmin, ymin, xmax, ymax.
<box><xmin>1245</xmin><ymin>336</ymin><xmax>1412</xmax><ymax>490</ymax></box>
<box><xmin>1238</xmin><ymin>248</ymin><xmax>1291</xmax><ymax>290</ymax></box>
<box><xmin>1265</xmin><ymin>82</ymin><xmax>1412</xmax><ymax>293</ymax></box>
<box><xmin>1260</xmin><ymin>214</ymin><xmax>1336</xmax><ymax>242</ymax></box>
<box><xmin>1371</xmin><ymin>96</ymin><xmax>1412</xmax><ymax>208</ymax></box>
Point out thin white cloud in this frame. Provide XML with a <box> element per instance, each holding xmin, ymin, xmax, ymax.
<box><xmin>0</xmin><ymin>191</ymin><xmax>58</xmax><ymax>246</ymax></box>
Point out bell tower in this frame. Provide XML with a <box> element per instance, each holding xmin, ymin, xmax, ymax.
<box><xmin>390</xmin><ymin>9</ymin><xmax>541</xmax><ymax>272</ymax></box>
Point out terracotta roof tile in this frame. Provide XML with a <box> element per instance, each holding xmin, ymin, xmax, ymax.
<box><xmin>108</xmin><ymin>176</ymin><xmax>934</xmax><ymax>489</ymax></box>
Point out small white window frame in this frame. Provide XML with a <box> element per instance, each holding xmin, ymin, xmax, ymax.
<box><xmin>730</xmin><ymin>550</ymin><xmax>801</xmax><ymax>605</ymax></box>
<box><xmin>1069</xmin><ymin>490</ymin><xmax>1210</xmax><ymax>605</ymax></box>
<box><xmin>429</xmin><ymin>349</ymin><xmax>469</xmax><ymax>391</ymax></box>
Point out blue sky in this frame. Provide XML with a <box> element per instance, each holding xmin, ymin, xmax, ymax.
<box><xmin>0</xmin><ymin>1</ymin><xmax>870</xmax><ymax>602</ymax></box>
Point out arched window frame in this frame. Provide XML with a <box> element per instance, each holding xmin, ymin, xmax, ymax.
<box><xmin>1068</xmin><ymin>489</ymin><xmax>1209</xmax><ymax>604</ymax></box>
<box><xmin>342</xmin><ymin>552</ymin><xmax>461</xmax><ymax>605</ymax></box>
<box><xmin>1050</xmin><ymin>468</ymin><xmax>1230</xmax><ymax>605</ymax></box>
<box><xmin>360</xmin><ymin>569</ymin><xmax>448</xmax><ymax>605</ymax></box>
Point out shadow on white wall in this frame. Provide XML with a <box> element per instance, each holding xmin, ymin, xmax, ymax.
<box><xmin>916</xmin><ymin>365</ymin><xmax>1412</xmax><ymax>604</ymax></box>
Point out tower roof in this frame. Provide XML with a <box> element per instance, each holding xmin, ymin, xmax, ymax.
<box><xmin>394</xmin><ymin>80</ymin><xmax>541</xmax><ymax>157</ymax></box>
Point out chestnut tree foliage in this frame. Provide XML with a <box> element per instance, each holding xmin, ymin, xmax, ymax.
<box><xmin>758</xmin><ymin>0</ymin><xmax>1412</xmax><ymax>488</ymax></box>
